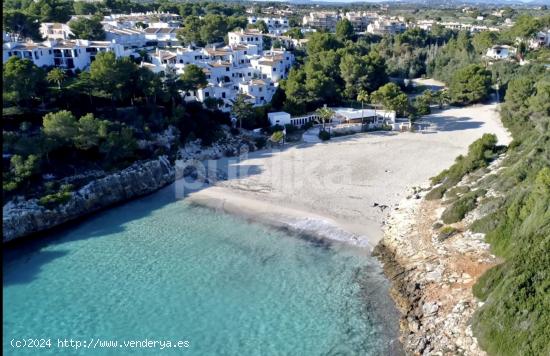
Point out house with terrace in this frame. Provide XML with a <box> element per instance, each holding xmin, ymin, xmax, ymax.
<box><xmin>40</xmin><ymin>23</ymin><xmax>74</xmax><ymax>40</ymax></box>
<box><xmin>3</xmin><ymin>39</ymin><xmax>130</xmax><ymax>71</ymax></box>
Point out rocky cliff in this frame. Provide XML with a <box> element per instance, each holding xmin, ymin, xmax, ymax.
<box><xmin>3</xmin><ymin>133</ymin><xmax>258</xmax><ymax>243</ymax></box>
<box><xmin>3</xmin><ymin>156</ymin><xmax>176</xmax><ymax>243</ymax></box>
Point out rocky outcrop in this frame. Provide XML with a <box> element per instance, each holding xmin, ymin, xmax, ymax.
<box><xmin>3</xmin><ymin>156</ymin><xmax>176</xmax><ymax>243</ymax></box>
<box><xmin>374</xmin><ymin>184</ymin><xmax>496</xmax><ymax>356</ymax></box>
<box><xmin>3</xmin><ymin>132</ymin><xmax>259</xmax><ymax>242</ymax></box>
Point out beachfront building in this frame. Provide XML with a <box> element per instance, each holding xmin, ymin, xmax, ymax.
<box><xmin>268</xmin><ymin>108</ymin><xmax>396</xmax><ymax>128</ymax></box>
<box><xmin>485</xmin><ymin>45</ymin><xmax>516</xmax><ymax>60</ymax></box>
<box><xmin>3</xmin><ymin>39</ymin><xmax>130</xmax><ymax>71</ymax></box>
<box><xmin>302</xmin><ymin>12</ymin><xmax>339</xmax><ymax>32</ymax></box>
<box><xmin>247</xmin><ymin>16</ymin><xmax>290</xmax><ymax>35</ymax></box>
<box><xmin>40</xmin><ymin>23</ymin><xmax>74</xmax><ymax>40</ymax></box>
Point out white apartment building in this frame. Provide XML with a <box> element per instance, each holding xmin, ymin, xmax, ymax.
<box><xmin>102</xmin><ymin>12</ymin><xmax>182</xmax><ymax>30</ymax></box>
<box><xmin>147</xmin><ymin>40</ymin><xmax>293</xmax><ymax>111</ymax></box>
<box><xmin>3</xmin><ymin>39</ymin><xmax>129</xmax><ymax>71</ymax></box>
<box><xmin>143</xmin><ymin>27</ymin><xmax>179</xmax><ymax>47</ymax></box>
<box><xmin>344</xmin><ymin>12</ymin><xmax>378</xmax><ymax>32</ymax></box>
<box><xmin>367</xmin><ymin>20</ymin><xmax>406</xmax><ymax>35</ymax></box>
<box><xmin>228</xmin><ymin>29</ymin><xmax>264</xmax><ymax>48</ymax></box>
<box><xmin>250</xmin><ymin>49</ymin><xmax>293</xmax><ymax>82</ymax></box>
<box><xmin>40</xmin><ymin>23</ymin><xmax>74</xmax><ymax>40</ymax></box>
<box><xmin>247</xmin><ymin>16</ymin><xmax>290</xmax><ymax>35</ymax></box>
<box><xmin>302</xmin><ymin>12</ymin><xmax>339</xmax><ymax>32</ymax></box>
<box><xmin>105</xmin><ymin>28</ymin><xmax>146</xmax><ymax>48</ymax></box>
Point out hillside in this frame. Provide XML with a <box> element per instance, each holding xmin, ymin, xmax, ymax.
<box><xmin>427</xmin><ymin>67</ymin><xmax>549</xmax><ymax>355</ymax></box>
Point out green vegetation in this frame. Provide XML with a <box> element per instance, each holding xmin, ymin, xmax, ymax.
<box><xmin>449</xmin><ymin>64</ymin><xmax>492</xmax><ymax>105</ymax></box>
<box><xmin>438</xmin><ymin>225</ymin><xmax>457</xmax><ymax>241</ymax></box>
<box><xmin>69</xmin><ymin>16</ymin><xmax>106</xmax><ymax>40</ymax></box>
<box><xmin>2</xmin><ymin>49</ymin><xmax>235</xmax><ymax>201</ymax></box>
<box><xmin>318</xmin><ymin>130</ymin><xmax>331</xmax><ymax>141</ymax></box>
<box><xmin>428</xmin><ymin>133</ymin><xmax>501</xmax><ymax>198</ymax></box>
<box><xmin>428</xmin><ymin>63</ymin><xmax>549</xmax><ymax>355</ymax></box>
<box><xmin>270</xmin><ymin>131</ymin><xmax>284</xmax><ymax>144</ymax></box>
<box><xmin>38</xmin><ymin>184</ymin><xmax>74</xmax><ymax>208</ymax></box>
<box><xmin>441</xmin><ymin>189</ymin><xmax>485</xmax><ymax>224</ymax></box>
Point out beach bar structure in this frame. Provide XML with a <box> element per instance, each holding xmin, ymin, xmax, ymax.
<box><xmin>268</xmin><ymin>108</ymin><xmax>396</xmax><ymax>128</ymax></box>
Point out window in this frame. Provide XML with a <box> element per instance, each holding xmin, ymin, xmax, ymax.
<box><xmin>226</xmin><ymin>67</ymin><xmax>229</xmax><ymax>72</ymax></box>
<box><xmin>273</xmin><ymin>67</ymin><xmax>276</xmax><ymax>71</ymax></box>
<box><xmin>205</xmin><ymin>92</ymin><xmax>210</xmax><ymax>97</ymax></box>
<box><xmin>34</xmin><ymin>52</ymin><xmax>39</xmax><ymax>60</ymax></box>
<box><xmin>180</xmin><ymin>60</ymin><xmax>183</xmax><ymax>63</ymax></box>
<box><xmin>259</xmin><ymin>87</ymin><xmax>262</xmax><ymax>92</ymax></box>
<box><xmin>222</xmin><ymin>92</ymin><xmax>226</xmax><ymax>98</ymax></box>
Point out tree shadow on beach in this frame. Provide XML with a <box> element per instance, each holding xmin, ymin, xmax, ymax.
<box><xmin>427</xmin><ymin>115</ymin><xmax>484</xmax><ymax>132</ymax></box>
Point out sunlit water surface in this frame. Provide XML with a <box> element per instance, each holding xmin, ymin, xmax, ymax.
<box><xmin>4</xmin><ymin>185</ymin><xmax>400</xmax><ymax>355</ymax></box>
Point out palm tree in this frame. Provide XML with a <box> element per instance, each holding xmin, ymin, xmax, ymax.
<box><xmin>357</xmin><ymin>89</ymin><xmax>369</xmax><ymax>124</ymax></box>
<box><xmin>315</xmin><ymin>106</ymin><xmax>335</xmax><ymax>131</ymax></box>
<box><xmin>47</xmin><ymin>68</ymin><xmax>66</xmax><ymax>89</ymax></box>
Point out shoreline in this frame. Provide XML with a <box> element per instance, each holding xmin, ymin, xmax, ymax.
<box><xmin>187</xmin><ymin>186</ymin><xmax>381</xmax><ymax>250</ymax></box>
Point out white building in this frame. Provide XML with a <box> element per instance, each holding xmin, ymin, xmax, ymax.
<box><xmin>228</xmin><ymin>29</ymin><xmax>264</xmax><ymax>48</ymax></box>
<box><xmin>367</xmin><ymin>20</ymin><xmax>406</xmax><ymax>35</ymax></box>
<box><xmin>247</xmin><ymin>16</ymin><xmax>289</xmax><ymax>35</ymax></box>
<box><xmin>40</xmin><ymin>23</ymin><xmax>74</xmax><ymax>40</ymax></box>
<box><xmin>529</xmin><ymin>30</ymin><xmax>550</xmax><ymax>49</ymax></box>
<box><xmin>485</xmin><ymin>45</ymin><xmax>516</xmax><ymax>60</ymax></box>
<box><xmin>3</xmin><ymin>39</ymin><xmax>129</xmax><ymax>71</ymax></box>
<box><xmin>344</xmin><ymin>12</ymin><xmax>378</xmax><ymax>32</ymax></box>
<box><xmin>268</xmin><ymin>112</ymin><xmax>292</xmax><ymax>126</ymax></box>
<box><xmin>302</xmin><ymin>12</ymin><xmax>339</xmax><ymax>32</ymax></box>
<box><xmin>143</xmin><ymin>28</ymin><xmax>293</xmax><ymax>112</ymax></box>
<box><xmin>143</xmin><ymin>27</ymin><xmax>179</xmax><ymax>47</ymax></box>
<box><xmin>105</xmin><ymin>28</ymin><xmax>146</xmax><ymax>48</ymax></box>
<box><xmin>102</xmin><ymin>12</ymin><xmax>181</xmax><ymax>30</ymax></box>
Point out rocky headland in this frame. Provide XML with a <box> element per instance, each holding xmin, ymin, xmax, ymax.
<box><xmin>3</xmin><ymin>132</ymin><xmax>257</xmax><ymax>243</ymax></box>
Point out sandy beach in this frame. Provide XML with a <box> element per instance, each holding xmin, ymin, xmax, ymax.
<box><xmin>186</xmin><ymin>101</ymin><xmax>511</xmax><ymax>250</ymax></box>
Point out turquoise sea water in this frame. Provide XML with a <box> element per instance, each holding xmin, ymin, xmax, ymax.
<box><xmin>3</xmin><ymin>184</ymin><xmax>401</xmax><ymax>355</ymax></box>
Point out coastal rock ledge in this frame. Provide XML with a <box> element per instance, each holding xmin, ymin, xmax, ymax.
<box><xmin>3</xmin><ymin>132</ymin><xmax>257</xmax><ymax>243</ymax></box>
<box><xmin>373</xmin><ymin>187</ymin><xmax>496</xmax><ymax>356</ymax></box>
<box><xmin>3</xmin><ymin>156</ymin><xmax>176</xmax><ymax>243</ymax></box>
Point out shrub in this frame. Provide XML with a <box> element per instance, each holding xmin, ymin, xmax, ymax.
<box><xmin>318</xmin><ymin>130</ymin><xmax>331</xmax><ymax>141</ymax></box>
<box><xmin>270</xmin><ymin>131</ymin><xmax>284</xmax><ymax>143</ymax></box>
<box><xmin>438</xmin><ymin>225</ymin><xmax>457</xmax><ymax>241</ymax></box>
<box><xmin>445</xmin><ymin>185</ymin><xmax>470</xmax><ymax>201</ymax></box>
<box><xmin>425</xmin><ymin>185</ymin><xmax>447</xmax><ymax>200</ymax></box>
<box><xmin>38</xmin><ymin>184</ymin><xmax>73</xmax><ymax>209</ymax></box>
<box><xmin>254</xmin><ymin>136</ymin><xmax>267</xmax><ymax>149</ymax></box>
<box><xmin>284</xmin><ymin>124</ymin><xmax>298</xmax><ymax>134</ymax></box>
<box><xmin>441</xmin><ymin>190</ymin><xmax>484</xmax><ymax>224</ymax></box>
<box><xmin>302</xmin><ymin>121</ymin><xmax>314</xmax><ymax>130</ymax></box>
